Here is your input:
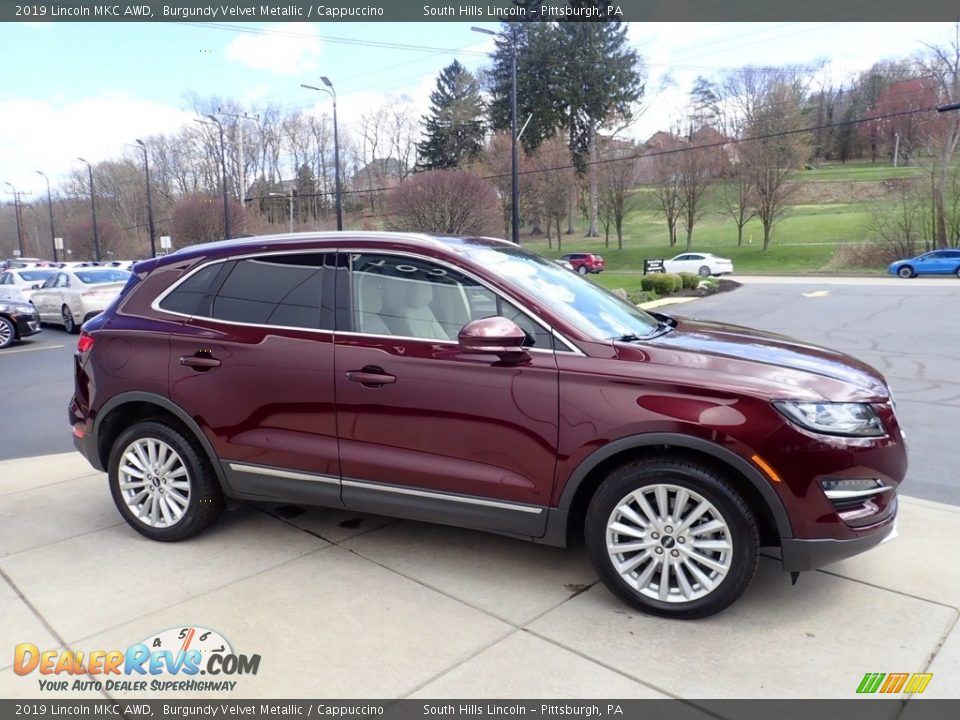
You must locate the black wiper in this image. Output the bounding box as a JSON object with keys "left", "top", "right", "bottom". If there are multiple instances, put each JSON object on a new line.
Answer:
{"left": 615, "top": 334, "right": 643, "bottom": 342}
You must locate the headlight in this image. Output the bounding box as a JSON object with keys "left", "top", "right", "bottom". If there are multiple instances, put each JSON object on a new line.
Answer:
{"left": 773, "top": 400, "right": 885, "bottom": 437}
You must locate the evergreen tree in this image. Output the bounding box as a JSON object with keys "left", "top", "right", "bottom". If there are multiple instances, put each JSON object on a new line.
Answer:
{"left": 417, "top": 61, "right": 485, "bottom": 171}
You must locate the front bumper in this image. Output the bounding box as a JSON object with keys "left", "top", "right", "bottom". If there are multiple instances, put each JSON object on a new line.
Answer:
{"left": 780, "top": 502, "right": 898, "bottom": 571}
{"left": 13, "top": 312, "right": 42, "bottom": 338}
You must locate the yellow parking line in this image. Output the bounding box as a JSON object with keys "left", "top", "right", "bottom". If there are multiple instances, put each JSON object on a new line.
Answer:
{"left": 0, "top": 344, "right": 66, "bottom": 356}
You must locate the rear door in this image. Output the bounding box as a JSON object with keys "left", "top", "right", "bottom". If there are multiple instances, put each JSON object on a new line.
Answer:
{"left": 163, "top": 252, "right": 342, "bottom": 506}
{"left": 333, "top": 251, "right": 559, "bottom": 536}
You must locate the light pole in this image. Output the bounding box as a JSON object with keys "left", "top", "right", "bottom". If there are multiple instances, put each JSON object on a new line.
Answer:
{"left": 196, "top": 116, "right": 231, "bottom": 240}
{"left": 77, "top": 158, "right": 101, "bottom": 262}
{"left": 472, "top": 25, "right": 520, "bottom": 245}
{"left": 269, "top": 190, "right": 295, "bottom": 233}
{"left": 134, "top": 139, "right": 157, "bottom": 258}
{"left": 34, "top": 171, "right": 58, "bottom": 262}
{"left": 3, "top": 181, "right": 25, "bottom": 258}
{"left": 301, "top": 79, "right": 343, "bottom": 230}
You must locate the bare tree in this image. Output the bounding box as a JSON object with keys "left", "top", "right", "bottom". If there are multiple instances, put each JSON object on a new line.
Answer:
{"left": 596, "top": 138, "right": 638, "bottom": 250}
{"left": 385, "top": 170, "right": 499, "bottom": 236}
{"left": 645, "top": 136, "right": 684, "bottom": 246}
{"left": 677, "top": 128, "right": 720, "bottom": 250}
{"left": 720, "top": 164, "right": 756, "bottom": 246}
{"left": 530, "top": 136, "right": 576, "bottom": 249}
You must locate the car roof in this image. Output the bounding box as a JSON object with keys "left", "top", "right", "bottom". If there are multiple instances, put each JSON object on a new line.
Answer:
{"left": 147, "top": 231, "right": 516, "bottom": 269}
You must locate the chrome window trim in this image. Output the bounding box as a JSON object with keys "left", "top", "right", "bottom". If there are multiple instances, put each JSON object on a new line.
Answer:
{"left": 149, "top": 247, "right": 585, "bottom": 355}
{"left": 228, "top": 463, "right": 339, "bottom": 485}
{"left": 341, "top": 478, "right": 544, "bottom": 514}
{"left": 341, "top": 248, "right": 583, "bottom": 355}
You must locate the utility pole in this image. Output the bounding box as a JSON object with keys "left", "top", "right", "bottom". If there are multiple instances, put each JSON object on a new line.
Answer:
{"left": 134, "top": 140, "right": 157, "bottom": 258}
{"left": 301, "top": 79, "right": 343, "bottom": 230}
{"left": 892, "top": 133, "right": 900, "bottom": 168}
{"left": 35, "top": 171, "right": 58, "bottom": 262}
{"left": 77, "top": 158, "right": 101, "bottom": 262}
{"left": 4, "top": 182, "right": 31, "bottom": 258}
{"left": 217, "top": 109, "right": 259, "bottom": 205}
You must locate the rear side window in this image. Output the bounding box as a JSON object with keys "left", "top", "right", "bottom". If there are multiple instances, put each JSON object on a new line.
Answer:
{"left": 212, "top": 256, "right": 324, "bottom": 329}
{"left": 159, "top": 263, "right": 223, "bottom": 316}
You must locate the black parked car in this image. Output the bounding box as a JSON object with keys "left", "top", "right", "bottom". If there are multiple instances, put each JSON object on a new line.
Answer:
{"left": 0, "top": 299, "right": 42, "bottom": 349}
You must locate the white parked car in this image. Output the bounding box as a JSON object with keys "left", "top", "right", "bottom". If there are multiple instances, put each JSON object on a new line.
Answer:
{"left": 662, "top": 252, "right": 734, "bottom": 277}
{"left": 30, "top": 267, "right": 131, "bottom": 333}
{"left": 0, "top": 267, "right": 57, "bottom": 304}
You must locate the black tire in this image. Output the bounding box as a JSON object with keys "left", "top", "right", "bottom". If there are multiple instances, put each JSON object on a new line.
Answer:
{"left": 585, "top": 455, "right": 759, "bottom": 619}
{"left": 62, "top": 305, "right": 77, "bottom": 334}
{"left": 108, "top": 420, "right": 224, "bottom": 541}
{"left": 897, "top": 266, "right": 914, "bottom": 279}
{"left": 0, "top": 316, "right": 16, "bottom": 349}
{"left": 578, "top": 265, "right": 588, "bottom": 275}
{"left": 955, "top": 267, "right": 960, "bottom": 279}
{"left": 698, "top": 265, "right": 711, "bottom": 277}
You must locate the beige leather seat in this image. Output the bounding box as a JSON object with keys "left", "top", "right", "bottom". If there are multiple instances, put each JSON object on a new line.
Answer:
{"left": 356, "top": 276, "right": 392, "bottom": 336}
{"left": 383, "top": 279, "right": 449, "bottom": 340}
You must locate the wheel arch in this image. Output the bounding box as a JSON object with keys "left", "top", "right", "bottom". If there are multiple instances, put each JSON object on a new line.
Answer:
{"left": 93, "top": 392, "right": 230, "bottom": 493}
{"left": 543, "top": 433, "right": 793, "bottom": 547}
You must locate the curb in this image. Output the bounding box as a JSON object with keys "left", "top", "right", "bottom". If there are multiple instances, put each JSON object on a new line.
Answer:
{"left": 638, "top": 296, "right": 700, "bottom": 310}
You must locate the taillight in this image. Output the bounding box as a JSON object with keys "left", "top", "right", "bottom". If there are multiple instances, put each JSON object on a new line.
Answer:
{"left": 77, "top": 332, "right": 95, "bottom": 353}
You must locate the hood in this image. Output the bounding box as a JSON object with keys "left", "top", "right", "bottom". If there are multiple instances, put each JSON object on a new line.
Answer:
{"left": 640, "top": 316, "right": 889, "bottom": 398}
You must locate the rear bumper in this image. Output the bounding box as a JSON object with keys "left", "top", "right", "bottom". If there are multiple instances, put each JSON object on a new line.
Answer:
{"left": 69, "top": 397, "right": 104, "bottom": 472}
{"left": 780, "top": 508, "right": 898, "bottom": 571}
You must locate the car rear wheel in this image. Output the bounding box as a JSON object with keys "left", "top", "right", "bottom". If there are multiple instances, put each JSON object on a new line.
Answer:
{"left": 108, "top": 420, "right": 224, "bottom": 541}
{"left": 698, "top": 266, "right": 711, "bottom": 277}
{"left": 955, "top": 267, "right": 960, "bottom": 279}
{"left": 0, "top": 316, "right": 15, "bottom": 349}
{"left": 585, "top": 456, "right": 759, "bottom": 619}
{"left": 61, "top": 305, "right": 77, "bottom": 334}
{"left": 897, "top": 266, "right": 915, "bottom": 278}
{"left": 578, "top": 265, "right": 588, "bottom": 275}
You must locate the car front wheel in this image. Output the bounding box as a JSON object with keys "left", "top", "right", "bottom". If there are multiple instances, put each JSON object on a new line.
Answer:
{"left": 0, "top": 316, "right": 16, "bottom": 349}
{"left": 585, "top": 456, "right": 759, "bottom": 619}
{"left": 698, "top": 266, "right": 711, "bottom": 277}
{"left": 897, "top": 266, "right": 915, "bottom": 278}
{"left": 108, "top": 420, "right": 224, "bottom": 541}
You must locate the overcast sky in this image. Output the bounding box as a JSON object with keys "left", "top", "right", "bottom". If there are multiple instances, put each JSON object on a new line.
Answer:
{"left": 0, "top": 21, "right": 955, "bottom": 195}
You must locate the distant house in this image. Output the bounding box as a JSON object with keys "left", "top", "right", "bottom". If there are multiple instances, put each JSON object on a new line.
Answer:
{"left": 350, "top": 158, "right": 406, "bottom": 191}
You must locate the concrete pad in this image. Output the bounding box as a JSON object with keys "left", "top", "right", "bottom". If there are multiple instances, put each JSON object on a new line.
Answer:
{"left": 345, "top": 521, "right": 597, "bottom": 625}
{"left": 0, "top": 573, "right": 60, "bottom": 672}
{"left": 825, "top": 498, "right": 960, "bottom": 608}
{"left": 0, "top": 473, "right": 122, "bottom": 558}
{"left": 410, "top": 630, "right": 669, "bottom": 699}
{"left": 0, "top": 508, "right": 328, "bottom": 644}
{"left": 0, "top": 452, "right": 98, "bottom": 496}
{"left": 528, "top": 558, "right": 957, "bottom": 699}
{"left": 80, "top": 547, "right": 511, "bottom": 699}
{"left": 921, "top": 618, "right": 960, "bottom": 699}
{"left": 257, "top": 503, "right": 397, "bottom": 543}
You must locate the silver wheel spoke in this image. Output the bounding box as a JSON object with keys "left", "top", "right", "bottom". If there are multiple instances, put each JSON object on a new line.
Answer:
{"left": 118, "top": 438, "right": 191, "bottom": 529}
{"left": 606, "top": 482, "right": 732, "bottom": 604}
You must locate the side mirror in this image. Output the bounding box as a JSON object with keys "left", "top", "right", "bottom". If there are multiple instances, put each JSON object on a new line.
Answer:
{"left": 458, "top": 316, "right": 530, "bottom": 364}
{"left": 31, "top": 284, "right": 40, "bottom": 290}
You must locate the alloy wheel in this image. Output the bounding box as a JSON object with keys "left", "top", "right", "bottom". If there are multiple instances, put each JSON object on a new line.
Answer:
{"left": 62, "top": 306, "right": 75, "bottom": 333}
{"left": 0, "top": 317, "right": 14, "bottom": 348}
{"left": 117, "top": 438, "right": 191, "bottom": 528}
{"left": 605, "top": 483, "right": 733, "bottom": 603}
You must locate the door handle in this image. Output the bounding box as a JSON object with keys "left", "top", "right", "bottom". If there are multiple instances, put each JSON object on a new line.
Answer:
{"left": 346, "top": 367, "right": 396, "bottom": 387}
{"left": 180, "top": 354, "right": 222, "bottom": 370}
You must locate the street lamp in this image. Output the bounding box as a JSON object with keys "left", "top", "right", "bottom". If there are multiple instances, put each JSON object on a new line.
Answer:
{"left": 77, "top": 158, "right": 101, "bottom": 262}
{"left": 472, "top": 25, "right": 520, "bottom": 245}
{"left": 135, "top": 140, "right": 157, "bottom": 258}
{"left": 195, "top": 116, "right": 231, "bottom": 240}
{"left": 301, "top": 78, "right": 343, "bottom": 231}
{"left": 34, "top": 171, "right": 58, "bottom": 262}
{"left": 268, "top": 190, "right": 295, "bottom": 233}
{"left": 3, "top": 181, "right": 25, "bottom": 258}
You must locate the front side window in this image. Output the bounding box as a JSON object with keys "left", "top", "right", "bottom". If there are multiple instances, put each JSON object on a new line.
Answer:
{"left": 349, "top": 253, "right": 552, "bottom": 348}
{"left": 461, "top": 244, "right": 660, "bottom": 341}
{"left": 41, "top": 274, "right": 58, "bottom": 289}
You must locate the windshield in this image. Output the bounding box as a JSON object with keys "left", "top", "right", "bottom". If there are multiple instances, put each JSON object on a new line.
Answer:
{"left": 17, "top": 270, "right": 54, "bottom": 282}
{"left": 463, "top": 245, "right": 659, "bottom": 340}
{"left": 75, "top": 270, "right": 131, "bottom": 285}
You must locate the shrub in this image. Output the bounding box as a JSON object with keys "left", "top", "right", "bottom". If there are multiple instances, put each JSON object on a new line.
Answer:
{"left": 639, "top": 274, "right": 657, "bottom": 291}
{"left": 679, "top": 272, "right": 700, "bottom": 290}
{"left": 650, "top": 273, "right": 681, "bottom": 295}
{"left": 627, "top": 290, "right": 658, "bottom": 305}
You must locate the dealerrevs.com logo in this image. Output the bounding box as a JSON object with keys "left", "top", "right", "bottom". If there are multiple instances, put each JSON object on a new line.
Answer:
{"left": 14, "top": 626, "right": 260, "bottom": 693}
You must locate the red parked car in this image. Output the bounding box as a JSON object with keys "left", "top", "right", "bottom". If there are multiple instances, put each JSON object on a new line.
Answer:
{"left": 559, "top": 252, "right": 605, "bottom": 274}
{"left": 70, "top": 233, "right": 905, "bottom": 618}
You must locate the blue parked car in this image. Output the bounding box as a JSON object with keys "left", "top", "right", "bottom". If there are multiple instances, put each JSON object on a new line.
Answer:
{"left": 888, "top": 249, "right": 960, "bottom": 278}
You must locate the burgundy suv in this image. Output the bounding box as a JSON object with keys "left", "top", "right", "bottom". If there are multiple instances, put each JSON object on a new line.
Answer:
{"left": 70, "top": 233, "right": 905, "bottom": 618}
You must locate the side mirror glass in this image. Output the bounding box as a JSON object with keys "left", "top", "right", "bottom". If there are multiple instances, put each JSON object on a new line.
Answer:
{"left": 31, "top": 284, "right": 40, "bottom": 290}
{"left": 458, "top": 316, "right": 530, "bottom": 364}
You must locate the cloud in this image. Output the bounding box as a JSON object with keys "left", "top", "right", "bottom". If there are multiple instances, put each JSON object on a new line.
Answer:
{"left": 0, "top": 93, "right": 194, "bottom": 189}
{"left": 224, "top": 23, "right": 322, "bottom": 76}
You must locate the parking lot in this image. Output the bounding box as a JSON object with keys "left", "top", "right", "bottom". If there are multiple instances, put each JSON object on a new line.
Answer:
{"left": 1, "top": 276, "right": 958, "bottom": 702}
